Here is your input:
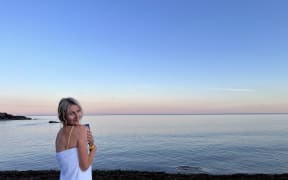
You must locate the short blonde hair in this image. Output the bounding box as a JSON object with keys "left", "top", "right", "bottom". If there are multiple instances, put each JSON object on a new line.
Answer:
{"left": 58, "top": 97, "right": 82, "bottom": 123}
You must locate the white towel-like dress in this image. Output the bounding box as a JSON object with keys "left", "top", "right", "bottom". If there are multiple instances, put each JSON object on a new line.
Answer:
{"left": 56, "top": 148, "right": 92, "bottom": 180}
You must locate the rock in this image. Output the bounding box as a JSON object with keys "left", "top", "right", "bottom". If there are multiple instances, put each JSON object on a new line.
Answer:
{"left": 0, "top": 112, "right": 32, "bottom": 120}
{"left": 1, "top": 170, "right": 288, "bottom": 180}
{"left": 48, "top": 120, "right": 60, "bottom": 123}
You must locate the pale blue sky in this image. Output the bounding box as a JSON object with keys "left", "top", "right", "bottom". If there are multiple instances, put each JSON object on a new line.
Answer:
{"left": 0, "top": 0, "right": 287, "bottom": 115}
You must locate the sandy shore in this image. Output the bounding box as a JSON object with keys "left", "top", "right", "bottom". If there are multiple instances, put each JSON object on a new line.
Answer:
{"left": 0, "top": 170, "right": 288, "bottom": 180}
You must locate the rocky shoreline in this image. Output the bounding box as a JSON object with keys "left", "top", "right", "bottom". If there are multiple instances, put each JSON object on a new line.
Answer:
{"left": 0, "top": 112, "right": 31, "bottom": 120}
{"left": 0, "top": 170, "right": 288, "bottom": 180}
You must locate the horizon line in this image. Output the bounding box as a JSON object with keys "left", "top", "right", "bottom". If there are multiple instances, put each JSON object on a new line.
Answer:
{"left": 28, "top": 112, "right": 288, "bottom": 116}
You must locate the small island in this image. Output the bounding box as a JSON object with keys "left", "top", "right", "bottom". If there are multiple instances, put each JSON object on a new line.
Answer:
{"left": 0, "top": 112, "right": 32, "bottom": 120}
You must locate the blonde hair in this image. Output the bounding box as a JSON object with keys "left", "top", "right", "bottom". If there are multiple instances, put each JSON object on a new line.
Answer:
{"left": 57, "top": 97, "right": 82, "bottom": 124}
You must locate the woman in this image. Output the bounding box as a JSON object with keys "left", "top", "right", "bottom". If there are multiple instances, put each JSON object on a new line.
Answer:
{"left": 55, "top": 97, "right": 96, "bottom": 180}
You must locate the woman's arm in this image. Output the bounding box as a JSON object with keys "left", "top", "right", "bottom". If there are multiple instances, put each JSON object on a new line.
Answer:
{"left": 77, "top": 126, "right": 96, "bottom": 171}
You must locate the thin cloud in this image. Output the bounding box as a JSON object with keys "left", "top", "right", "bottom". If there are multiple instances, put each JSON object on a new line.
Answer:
{"left": 209, "top": 88, "right": 256, "bottom": 92}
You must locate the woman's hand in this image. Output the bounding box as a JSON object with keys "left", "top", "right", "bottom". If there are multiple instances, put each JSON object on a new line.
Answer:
{"left": 86, "top": 129, "right": 94, "bottom": 145}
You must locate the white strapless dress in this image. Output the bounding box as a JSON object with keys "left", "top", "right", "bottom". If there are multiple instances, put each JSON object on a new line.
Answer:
{"left": 56, "top": 148, "right": 92, "bottom": 180}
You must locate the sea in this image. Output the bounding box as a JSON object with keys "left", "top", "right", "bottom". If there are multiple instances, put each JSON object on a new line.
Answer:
{"left": 0, "top": 114, "right": 287, "bottom": 174}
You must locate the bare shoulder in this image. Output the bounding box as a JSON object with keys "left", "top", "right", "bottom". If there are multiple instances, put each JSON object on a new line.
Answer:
{"left": 74, "top": 125, "right": 87, "bottom": 138}
{"left": 75, "top": 125, "right": 86, "bottom": 132}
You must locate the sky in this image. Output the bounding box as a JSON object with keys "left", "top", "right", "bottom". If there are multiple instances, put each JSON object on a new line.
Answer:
{"left": 0, "top": 0, "right": 287, "bottom": 115}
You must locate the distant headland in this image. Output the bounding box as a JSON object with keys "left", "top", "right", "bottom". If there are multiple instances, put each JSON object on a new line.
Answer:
{"left": 0, "top": 112, "right": 32, "bottom": 120}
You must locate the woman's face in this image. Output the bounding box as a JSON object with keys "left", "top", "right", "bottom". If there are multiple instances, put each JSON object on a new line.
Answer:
{"left": 65, "top": 104, "right": 82, "bottom": 125}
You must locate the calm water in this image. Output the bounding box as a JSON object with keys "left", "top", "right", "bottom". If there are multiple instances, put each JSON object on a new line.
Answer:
{"left": 0, "top": 114, "right": 288, "bottom": 174}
